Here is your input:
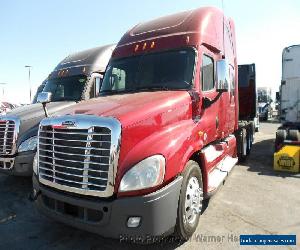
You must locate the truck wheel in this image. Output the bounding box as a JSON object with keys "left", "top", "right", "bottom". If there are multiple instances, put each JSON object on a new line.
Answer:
{"left": 238, "top": 128, "right": 247, "bottom": 162}
{"left": 264, "top": 112, "right": 268, "bottom": 121}
{"left": 246, "top": 127, "right": 253, "bottom": 155}
{"left": 287, "top": 129, "right": 300, "bottom": 141}
{"left": 174, "top": 160, "right": 203, "bottom": 241}
{"left": 275, "top": 129, "right": 286, "bottom": 151}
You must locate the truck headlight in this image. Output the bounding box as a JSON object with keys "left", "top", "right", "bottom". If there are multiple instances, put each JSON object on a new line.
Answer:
{"left": 33, "top": 152, "right": 38, "bottom": 175}
{"left": 18, "top": 136, "right": 37, "bottom": 152}
{"left": 119, "top": 155, "right": 165, "bottom": 192}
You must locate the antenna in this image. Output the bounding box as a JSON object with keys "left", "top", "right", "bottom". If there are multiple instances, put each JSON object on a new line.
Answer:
{"left": 221, "top": 0, "right": 226, "bottom": 59}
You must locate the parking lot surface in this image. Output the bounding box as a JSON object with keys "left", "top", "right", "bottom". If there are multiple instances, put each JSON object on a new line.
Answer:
{"left": 0, "top": 122, "right": 299, "bottom": 250}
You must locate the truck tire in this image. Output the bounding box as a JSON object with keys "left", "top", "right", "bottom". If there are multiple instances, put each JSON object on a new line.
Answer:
{"left": 287, "top": 129, "right": 300, "bottom": 142}
{"left": 237, "top": 128, "right": 247, "bottom": 162}
{"left": 246, "top": 126, "right": 253, "bottom": 155}
{"left": 174, "top": 160, "right": 203, "bottom": 241}
{"left": 264, "top": 112, "right": 268, "bottom": 121}
{"left": 275, "top": 129, "right": 287, "bottom": 151}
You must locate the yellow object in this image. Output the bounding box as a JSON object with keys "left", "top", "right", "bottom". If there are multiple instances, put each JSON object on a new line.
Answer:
{"left": 274, "top": 145, "right": 300, "bottom": 173}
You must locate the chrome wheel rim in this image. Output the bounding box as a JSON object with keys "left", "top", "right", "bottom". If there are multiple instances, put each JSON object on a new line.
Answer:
{"left": 184, "top": 176, "right": 202, "bottom": 226}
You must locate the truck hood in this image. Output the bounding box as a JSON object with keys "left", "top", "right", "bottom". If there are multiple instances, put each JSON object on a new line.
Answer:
{"left": 56, "top": 91, "right": 193, "bottom": 178}
{"left": 3, "top": 101, "right": 77, "bottom": 136}
{"left": 55, "top": 91, "right": 192, "bottom": 127}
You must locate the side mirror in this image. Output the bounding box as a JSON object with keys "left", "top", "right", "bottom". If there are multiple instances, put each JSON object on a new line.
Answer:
{"left": 216, "top": 59, "right": 229, "bottom": 92}
{"left": 109, "top": 74, "right": 118, "bottom": 88}
{"left": 37, "top": 92, "right": 52, "bottom": 117}
{"left": 37, "top": 92, "right": 52, "bottom": 104}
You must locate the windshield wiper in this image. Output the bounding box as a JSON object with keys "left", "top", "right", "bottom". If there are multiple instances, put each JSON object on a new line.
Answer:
{"left": 100, "top": 85, "right": 188, "bottom": 96}
{"left": 99, "top": 89, "right": 137, "bottom": 95}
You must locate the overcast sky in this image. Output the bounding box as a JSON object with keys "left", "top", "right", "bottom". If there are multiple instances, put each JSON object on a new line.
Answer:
{"left": 1, "top": 0, "right": 300, "bottom": 104}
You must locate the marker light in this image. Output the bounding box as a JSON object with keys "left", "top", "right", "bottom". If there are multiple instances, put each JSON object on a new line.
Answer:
{"left": 186, "top": 35, "right": 190, "bottom": 44}
{"left": 142, "top": 42, "right": 147, "bottom": 50}
{"left": 82, "top": 66, "right": 86, "bottom": 73}
{"left": 150, "top": 41, "right": 155, "bottom": 48}
{"left": 134, "top": 44, "right": 139, "bottom": 52}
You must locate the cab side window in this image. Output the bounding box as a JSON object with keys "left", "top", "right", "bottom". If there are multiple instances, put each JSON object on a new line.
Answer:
{"left": 201, "top": 55, "right": 214, "bottom": 91}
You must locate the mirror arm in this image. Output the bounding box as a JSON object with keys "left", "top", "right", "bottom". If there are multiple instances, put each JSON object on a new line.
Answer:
{"left": 42, "top": 103, "right": 49, "bottom": 117}
{"left": 203, "top": 92, "right": 223, "bottom": 109}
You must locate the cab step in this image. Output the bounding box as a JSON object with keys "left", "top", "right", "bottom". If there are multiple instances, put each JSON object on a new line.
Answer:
{"left": 207, "top": 156, "right": 238, "bottom": 194}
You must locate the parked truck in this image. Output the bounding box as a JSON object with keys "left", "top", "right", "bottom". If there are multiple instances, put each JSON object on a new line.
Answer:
{"left": 0, "top": 44, "right": 115, "bottom": 175}
{"left": 32, "top": 7, "right": 255, "bottom": 241}
{"left": 275, "top": 45, "right": 300, "bottom": 151}
{"left": 257, "top": 87, "right": 273, "bottom": 121}
{"left": 238, "top": 63, "right": 259, "bottom": 136}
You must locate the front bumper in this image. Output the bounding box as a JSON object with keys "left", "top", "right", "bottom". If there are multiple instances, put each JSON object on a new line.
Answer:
{"left": 33, "top": 175, "right": 183, "bottom": 241}
{"left": 0, "top": 151, "right": 35, "bottom": 176}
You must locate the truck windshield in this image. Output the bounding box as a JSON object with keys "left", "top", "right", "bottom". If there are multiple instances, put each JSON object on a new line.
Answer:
{"left": 43, "top": 75, "right": 87, "bottom": 102}
{"left": 100, "top": 48, "right": 195, "bottom": 94}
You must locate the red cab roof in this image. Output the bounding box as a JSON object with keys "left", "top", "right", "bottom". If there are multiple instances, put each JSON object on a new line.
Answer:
{"left": 113, "top": 6, "right": 235, "bottom": 58}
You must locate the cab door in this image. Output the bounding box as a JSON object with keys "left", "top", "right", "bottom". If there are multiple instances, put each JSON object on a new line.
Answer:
{"left": 200, "top": 51, "right": 220, "bottom": 143}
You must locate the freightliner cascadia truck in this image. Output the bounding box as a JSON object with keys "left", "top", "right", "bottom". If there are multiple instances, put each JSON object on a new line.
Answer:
{"left": 275, "top": 45, "right": 300, "bottom": 150}
{"left": 32, "top": 7, "right": 254, "bottom": 241}
{"left": 0, "top": 44, "right": 115, "bottom": 176}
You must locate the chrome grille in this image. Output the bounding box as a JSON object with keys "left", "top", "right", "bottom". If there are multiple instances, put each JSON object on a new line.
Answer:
{"left": 38, "top": 115, "right": 121, "bottom": 197}
{"left": 0, "top": 120, "right": 16, "bottom": 155}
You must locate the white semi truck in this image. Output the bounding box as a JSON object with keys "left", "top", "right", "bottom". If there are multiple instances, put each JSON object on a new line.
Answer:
{"left": 257, "top": 87, "right": 273, "bottom": 121}
{"left": 275, "top": 45, "right": 300, "bottom": 150}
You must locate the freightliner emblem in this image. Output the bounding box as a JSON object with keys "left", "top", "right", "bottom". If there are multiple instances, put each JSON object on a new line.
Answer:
{"left": 52, "top": 120, "right": 76, "bottom": 129}
{"left": 62, "top": 120, "right": 76, "bottom": 127}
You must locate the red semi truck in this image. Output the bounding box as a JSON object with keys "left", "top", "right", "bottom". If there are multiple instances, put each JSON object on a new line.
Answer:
{"left": 32, "top": 7, "right": 254, "bottom": 241}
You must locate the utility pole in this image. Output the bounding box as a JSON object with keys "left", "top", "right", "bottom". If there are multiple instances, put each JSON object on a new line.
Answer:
{"left": 0, "top": 83, "right": 7, "bottom": 101}
{"left": 25, "top": 65, "right": 32, "bottom": 103}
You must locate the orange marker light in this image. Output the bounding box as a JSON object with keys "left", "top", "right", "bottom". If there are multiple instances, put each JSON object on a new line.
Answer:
{"left": 142, "top": 42, "right": 147, "bottom": 50}
{"left": 134, "top": 44, "right": 139, "bottom": 52}
{"left": 186, "top": 35, "right": 190, "bottom": 44}
{"left": 150, "top": 41, "right": 155, "bottom": 49}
